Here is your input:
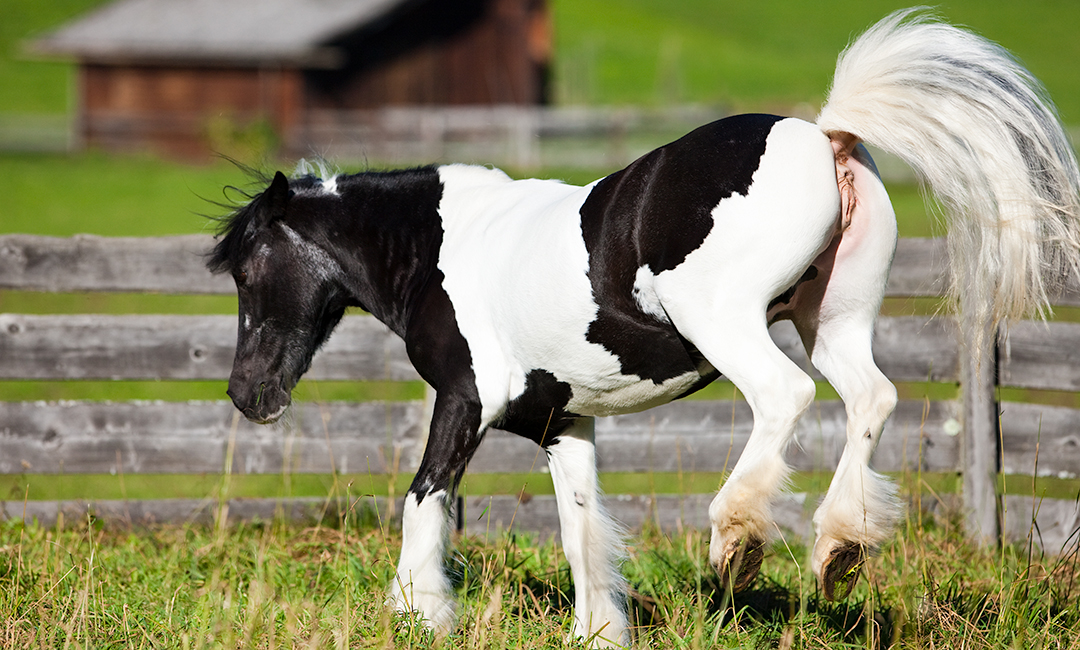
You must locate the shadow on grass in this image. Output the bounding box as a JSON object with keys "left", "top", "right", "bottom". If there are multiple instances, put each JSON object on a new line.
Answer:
{"left": 690, "top": 573, "right": 894, "bottom": 649}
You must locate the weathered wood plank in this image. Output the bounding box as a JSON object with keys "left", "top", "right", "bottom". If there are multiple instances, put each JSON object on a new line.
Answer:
{"left": 999, "top": 402, "right": 1080, "bottom": 479}
{"left": 462, "top": 493, "right": 814, "bottom": 540}
{"left": 887, "top": 238, "right": 949, "bottom": 297}
{"left": 5, "top": 492, "right": 1071, "bottom": 552}
{"left": 0, "top": 400, "right": 425, "bottom": 475}
{"left": 0, "top": 496, "right": 398, "bottom": 528}
{"left": 872, "top": 316, "right": 960, "bottom": 382}
{"left": 999, "top": 320, "right": 1080, "bottom": 391}
{"left": 0, "top": 234, "right": 231, "bottom": 294}
{"left": 1002, "top": 495, "right": 1080, "bottom": 554}
{"left": 470, "top": 399, "right": 962, "bottom": 474}
{"left": 2, "top": 397, "right": 961, "bottom": 476}
{"left": 961, "top": 317, "right": 1001, "bottom": 545}
{"left": 5, "top": 235, "right": 1080, "bottom": 305}
{"left": 769, "top": 316, "right": 958, "bottom": 382}
{"left": 2, "top": 234, "right": 951, "bottom": 298}
{"left": 0, "top": 313, "right": 418, "bottom": 381}
{"left": 0, "top": 313, "right": 952, "bottom": 383}
{"left": 0, "top": 493, "right": 814, "bottom": 540}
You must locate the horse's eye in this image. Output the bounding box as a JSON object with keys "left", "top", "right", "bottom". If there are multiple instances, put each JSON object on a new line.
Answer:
{"left": 237, "top": 270, "right": 248, "bottom": 285}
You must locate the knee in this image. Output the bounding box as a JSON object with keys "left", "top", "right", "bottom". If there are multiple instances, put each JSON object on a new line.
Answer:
{"left": 792, "top": 372, "right": 817, "bottom": 414}
{"left": 749, "top": 370, "right": 816, "bottom": 434}
{"left": 876, "top": 382, "right": 898, "bottom": 421}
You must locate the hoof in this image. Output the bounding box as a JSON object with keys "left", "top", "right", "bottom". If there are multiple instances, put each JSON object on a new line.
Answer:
{"left": 820, "top": 541, "right": 864, "bottom": 601}
{"left": 714, "top": 536, "right": 765, "bottom": 592}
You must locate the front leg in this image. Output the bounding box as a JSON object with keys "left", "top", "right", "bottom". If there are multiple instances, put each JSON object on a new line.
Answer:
{"left": 388, "top": 391, "right": 484, "bottom": 632}
{"left": 547, "top": 418, "right": 629, "bottom": 648}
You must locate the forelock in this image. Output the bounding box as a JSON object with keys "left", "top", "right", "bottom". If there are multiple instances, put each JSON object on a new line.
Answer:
{"left": 206, "top": 188, "right": 270, "bottom": 274}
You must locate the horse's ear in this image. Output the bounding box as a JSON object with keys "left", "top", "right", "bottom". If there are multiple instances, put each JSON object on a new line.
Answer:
{"left": 259, "top": 171, "right": 291, "bottom": 226}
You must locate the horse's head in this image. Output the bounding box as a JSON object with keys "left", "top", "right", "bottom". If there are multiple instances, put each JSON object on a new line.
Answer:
{"left": 207, "top": 171, "right": 348, "bottom": 424}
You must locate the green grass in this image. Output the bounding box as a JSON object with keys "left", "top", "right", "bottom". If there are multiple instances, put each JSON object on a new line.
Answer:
{"left": 0, "top": 0, "right": 110, "bottom": 114}
{"left": 3, "top": 470, "right": 970, "bottom": 504}
{"left": 0, "top": 152, "right": 254, "bottom": 236}
{"left": 1, "top": 492, "right": 1078, "bottom": 648}
{"left": 553, "top": 0, "right": 1080, "bottom": 122}
{"left": 0, "top": 379, "right": 424, "bottom": 403}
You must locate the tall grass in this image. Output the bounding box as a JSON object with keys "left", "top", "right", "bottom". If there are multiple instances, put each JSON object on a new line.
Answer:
{"left": 2, "top": 486, "right": 1078, "bottom": 649}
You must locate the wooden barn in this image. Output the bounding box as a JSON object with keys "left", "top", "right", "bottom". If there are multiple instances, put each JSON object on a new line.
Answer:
{"left": 31, "top": 0, "right": 551, "bottom": 159}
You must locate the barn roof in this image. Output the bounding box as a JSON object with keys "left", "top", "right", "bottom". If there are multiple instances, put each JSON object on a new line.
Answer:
{"left": 30, "top": 0, "right": 413, "bottom": 68}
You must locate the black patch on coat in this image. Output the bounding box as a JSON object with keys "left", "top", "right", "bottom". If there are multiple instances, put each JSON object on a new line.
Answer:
{"left": 493, "top": 369, "right": 578, "bottom": 446}
{"left": 578, "top": 114, "right": 781, "bottom": 384}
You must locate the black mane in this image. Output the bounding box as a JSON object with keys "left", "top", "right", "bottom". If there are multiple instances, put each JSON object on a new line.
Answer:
{"left": 205, "top": 172, "right": 324, "bottom": 275}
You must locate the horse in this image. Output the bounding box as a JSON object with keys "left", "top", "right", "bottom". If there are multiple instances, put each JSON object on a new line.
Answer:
{"left": 207, "top": 10, "right": 1080, "bottom": 647}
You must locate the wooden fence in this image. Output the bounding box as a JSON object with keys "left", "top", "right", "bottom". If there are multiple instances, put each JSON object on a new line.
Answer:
{"left": 1, "top": 234, "right": 1079, "bottom": 551}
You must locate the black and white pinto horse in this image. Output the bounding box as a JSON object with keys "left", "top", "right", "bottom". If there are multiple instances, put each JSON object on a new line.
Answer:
{"left": 208, "top": 11, "right": 1080, "bottom": 647}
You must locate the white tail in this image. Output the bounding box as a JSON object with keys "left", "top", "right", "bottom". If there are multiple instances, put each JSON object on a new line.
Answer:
{"left": 817, "top": 9, "right": 1080, "bottom": 353}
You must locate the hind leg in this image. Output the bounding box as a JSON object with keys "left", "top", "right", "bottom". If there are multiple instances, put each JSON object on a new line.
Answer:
{"left": 703, "top": 320, "right": 817, "bottom": 590}
{"left": 661, "top": 292, "right": 818, "bottom": 590}
{"left": 654, "top": 118, "right": 844, "bottom": 589}
{"left": 801, "top": 316, "right": 901, "bottom": 600}
{"left": 701, "top": 315, "right": 817, "bottom": 590}
{"left": 793, "top": 146, "right": 903, "bottom": 599}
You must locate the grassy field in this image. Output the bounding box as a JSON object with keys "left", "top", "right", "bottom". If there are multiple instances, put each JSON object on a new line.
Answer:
{"left": 552, "top": 0, "right": 1080, "bottom": 121}
{"left": 2, "top": 495, "right": 1079, "bottom": 649}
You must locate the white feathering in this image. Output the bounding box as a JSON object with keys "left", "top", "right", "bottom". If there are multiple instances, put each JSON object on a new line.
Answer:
{"left": 817, "top": 9, "right": 1080, "bottom": 353}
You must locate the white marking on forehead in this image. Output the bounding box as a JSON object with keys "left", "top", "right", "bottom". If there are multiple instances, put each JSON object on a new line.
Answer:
{"left": 243, "top": 314, "right": 252, "bottom": 330}
{"left": 278, "top": 223, "right": 343, "bottom": 281}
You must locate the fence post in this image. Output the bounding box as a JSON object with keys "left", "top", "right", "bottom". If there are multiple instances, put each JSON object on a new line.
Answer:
{"left": 960, "top": 318, "right": 1001, "bottom": 545}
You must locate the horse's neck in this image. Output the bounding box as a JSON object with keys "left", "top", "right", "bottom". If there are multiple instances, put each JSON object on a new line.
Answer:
{"left": 334, "top": 169, "right": 445, "bottom": 337}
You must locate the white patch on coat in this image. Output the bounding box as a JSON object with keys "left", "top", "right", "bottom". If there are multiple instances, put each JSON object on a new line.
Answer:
{"left": 632, "top": 265, "right": 668, "bottom": 321}
{"left": 435, "top": 164, "right": 705, "bottom": 423}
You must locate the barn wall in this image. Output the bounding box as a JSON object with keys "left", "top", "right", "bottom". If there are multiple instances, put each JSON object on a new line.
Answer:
{"left": 303, "top": 0, "right": 550, "bottom": 109}
{"left": 67, "top": 0, "right": 549, "bottom": 158}
{"left": 79, "top": 64, "right": 303, "bottom": 159}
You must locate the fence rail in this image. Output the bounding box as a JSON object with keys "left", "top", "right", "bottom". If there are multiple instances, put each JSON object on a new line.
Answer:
{"left": 2, "top": 234, "right": 1079, "bottom": 551}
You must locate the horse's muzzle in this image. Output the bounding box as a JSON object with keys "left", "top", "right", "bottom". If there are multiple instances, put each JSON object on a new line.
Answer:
{"left": 227, "top": 377, "right": 291, "bottom": 424}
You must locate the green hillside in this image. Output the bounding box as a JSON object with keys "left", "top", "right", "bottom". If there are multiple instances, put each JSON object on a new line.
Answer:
{"left": 552, "top": 0, "right": 1080, "bottom": 121}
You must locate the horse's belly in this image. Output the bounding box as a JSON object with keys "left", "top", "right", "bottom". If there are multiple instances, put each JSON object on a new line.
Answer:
{"left": 564, "top": 368, "right": 707, "bottom": 417}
